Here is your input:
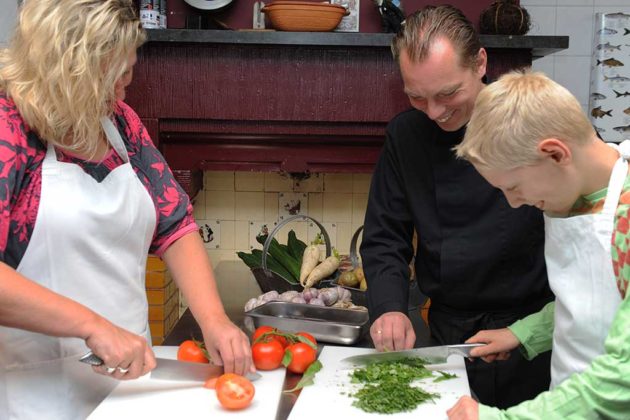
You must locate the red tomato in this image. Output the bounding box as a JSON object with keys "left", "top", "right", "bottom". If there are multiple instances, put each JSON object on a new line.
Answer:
{"left": 252, "top": 326, "right": 274, "bottom": 342}
{"left": 252, "top": 325, "right": 288, "bottom": 348}
{"left": 252, "top": 339, "right": 284, "bottom": 370}
{"left": 215, "top": 373, "right": 255, "bottom": 410}
{"left": 284, "top": 342, "right": 317, "bottom": 374}
{"left": 177, "top": 340, "right": 209, "bottom": 363}
{"left": 296, "top": 332, "right": 317, "bottom": 346}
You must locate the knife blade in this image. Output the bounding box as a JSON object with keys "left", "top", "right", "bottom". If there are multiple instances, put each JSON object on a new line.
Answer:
{"left": 339, "top": 343, "right": 486, "bottom": 366}
{"left": 79, "top": 351, "right": 262, "bottom": 382}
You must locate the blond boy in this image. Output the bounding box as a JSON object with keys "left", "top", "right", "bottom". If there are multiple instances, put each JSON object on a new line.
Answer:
{"left": 447, "top": 71, "right": 630, "bottom": 419}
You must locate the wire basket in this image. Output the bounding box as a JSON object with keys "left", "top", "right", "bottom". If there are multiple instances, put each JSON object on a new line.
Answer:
{"left": 252, "top": 215, "right": 332, "bottom": 293}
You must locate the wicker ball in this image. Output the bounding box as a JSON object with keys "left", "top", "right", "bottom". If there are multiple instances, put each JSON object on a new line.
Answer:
{"left": 479, "top": 0, "right": 531, "bottom": 35}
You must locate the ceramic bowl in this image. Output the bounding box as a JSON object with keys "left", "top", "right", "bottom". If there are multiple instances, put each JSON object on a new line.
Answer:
{"left": 262, "top": 1, "right": 348, "bottom": 32}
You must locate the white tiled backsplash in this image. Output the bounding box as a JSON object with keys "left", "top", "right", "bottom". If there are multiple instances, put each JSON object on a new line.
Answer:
{"left": 195, "top": 171, "right": 371, "bottom": 267}
{"left": 522, "top": 0, "right": 630, "bottom": 111}
{"left": 180, "top": 171, "right": 370, "bottom": 314}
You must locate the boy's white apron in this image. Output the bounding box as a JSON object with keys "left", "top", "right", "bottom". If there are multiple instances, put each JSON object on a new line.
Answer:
{"left": 544, "top": 140, "right": 628, "bottom": 388}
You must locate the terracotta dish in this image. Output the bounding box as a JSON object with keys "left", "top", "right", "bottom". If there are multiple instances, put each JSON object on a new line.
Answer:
{"left": 262, "top": 1, "right": 349, "bottom": 32}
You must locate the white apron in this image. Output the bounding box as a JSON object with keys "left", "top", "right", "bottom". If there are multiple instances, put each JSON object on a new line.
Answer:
{"left": 544, "top": 140, "right": 628, "bottom": 388}
{"left": 0, "top": 117, "right": 156, "bottom": 419}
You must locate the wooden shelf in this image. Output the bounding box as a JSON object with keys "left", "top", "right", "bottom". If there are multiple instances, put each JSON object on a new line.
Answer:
{"left": 146, "top": 29, "right": 569, "bottom": 59}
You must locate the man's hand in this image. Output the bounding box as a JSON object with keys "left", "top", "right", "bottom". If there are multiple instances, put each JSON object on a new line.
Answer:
{"left": 370, "top": 311, "right": 415, "bottom": 351}
{"left": 466, "top": 328, "right": 520, "bottom": 362}
{"left": 447, "top": 396, "right": 479, "bottom": 420}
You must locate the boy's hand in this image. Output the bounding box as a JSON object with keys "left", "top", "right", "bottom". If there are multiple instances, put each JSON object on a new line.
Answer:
{"left": 447, "top": 396, "right": 479, "bottom": 420}
{"left": 466, "top": 328, "right": 520, "bottom": 363}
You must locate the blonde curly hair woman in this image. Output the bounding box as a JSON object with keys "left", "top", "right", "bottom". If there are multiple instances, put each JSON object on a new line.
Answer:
{"left": 0, "top": 2, "right": 253, "bottom": 418}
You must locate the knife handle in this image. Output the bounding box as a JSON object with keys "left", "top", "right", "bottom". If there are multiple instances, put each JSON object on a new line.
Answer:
{"left": 79, "top": 351, "right": 104, "bottom": 366}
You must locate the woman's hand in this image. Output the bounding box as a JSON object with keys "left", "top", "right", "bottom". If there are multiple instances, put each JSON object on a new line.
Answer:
{"left": 447, "top": 396, "right": 479, "bottom": 420}
{"left": 201, "top": 315, "right": 253, "bottom": 376}
{"left": 370, "top": 311, "right": 416, "bottom": 352}
{"left": 466, "top": 328, "right": 520, "bottom": 362}
{"left": 84, "top": 316, "right": 156, "bottom": 380}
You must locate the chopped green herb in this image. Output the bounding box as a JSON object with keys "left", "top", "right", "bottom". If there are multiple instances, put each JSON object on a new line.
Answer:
{"left": 348, "top": 358, "right": 439, "bottom": 414}
{"left": 433, "top": 370, "right": 457, "bottom": 383}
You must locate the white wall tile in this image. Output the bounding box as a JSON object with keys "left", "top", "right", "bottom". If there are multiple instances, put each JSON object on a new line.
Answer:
{"left": 235, "top": 192, "right": 265, "bottom": 221}
{"left": 234, "top": 221, "right": 250, "bottom": 251}
{"left": 335, "top": 222, "right": 353, "bottom": 255}
{"left": 324, "top": 173, "right": 354, "bottom": 192}
{"left": 205, "top": 190, "right": 235, "bottom": 220}
{"left": 352, "top": 193, "right": 368, "bottom": 226}
{"left": 554, "top": 55, "right": 593, "bottom": 105}
{"left": 594, "top": 1, "right": 630, "bottom": 7}
{"left": 557, "top": 0, "right": 593, "bottom": 6}
{"left": 521, "top": 0, "right": 558, "bottom": 6}
{"left": 531, "top": 55, "right": 556, "bottom": 78}
{"left": 264, "top": 172, "right": 293, "bottom": 191}
{"left": 235, "top": 172, "right": 264, "bottom": 191}
{"left": 205, "top": 171, "right": 234, "bottom": 191}
{"left": 556, "top": 7, "right": 596, "bottom": 56}
{"left": 0, "top": 0, "right": 18, "bottom": 47}
{"left": 352, "top": 173, "right": 372, "bottom": 193}
{"left": 264, "top": 192, "right": 279, "bottom": 221}
{"left": 219, "top": 221, "right": 235, "bottom": 250}
{"left": 308, "top": 192, "right": 323, "bottom": 221}
{"left": 192, "top": 189, "right": 206, "bottom": 220}
{"left": 526, "top": 6, "right": 558, "bottom": 35}
{"left": 323, "top": 192, "right": 353, "bottom": 223}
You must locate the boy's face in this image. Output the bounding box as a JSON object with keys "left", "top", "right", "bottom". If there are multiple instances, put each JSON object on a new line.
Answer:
{"left": 476, "top": 160, "right": 579, "bottom": 217}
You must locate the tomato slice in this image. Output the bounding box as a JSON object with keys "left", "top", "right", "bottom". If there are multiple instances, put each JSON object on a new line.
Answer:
{"left": 215, "top": 373, "right": 255, "bottom": 410}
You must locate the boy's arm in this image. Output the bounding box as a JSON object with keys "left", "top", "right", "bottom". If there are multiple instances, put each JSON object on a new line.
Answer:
{"left": 479, "top": 293, "right": 630, "bottom": 419}
{"left": 508, "top": 301, "right": 555, "bottom": 360}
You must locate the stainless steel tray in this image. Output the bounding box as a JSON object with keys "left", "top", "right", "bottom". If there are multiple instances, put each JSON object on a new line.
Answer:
{"left": 244, "top": 301, "right": 369, "bottom": 345}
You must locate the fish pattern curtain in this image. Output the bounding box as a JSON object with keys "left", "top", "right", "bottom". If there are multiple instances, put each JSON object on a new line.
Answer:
{"left": 588, "top": 11, "right": 630, "bottom": 143}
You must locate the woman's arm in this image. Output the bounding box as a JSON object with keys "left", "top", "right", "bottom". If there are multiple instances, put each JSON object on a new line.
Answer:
{"left": 161, "top": 231, "right": 254, "bottom": 375}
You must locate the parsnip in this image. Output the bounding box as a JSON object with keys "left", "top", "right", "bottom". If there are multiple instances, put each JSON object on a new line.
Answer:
{"left": 304, "top": 250, "right": 340, "bottom": 288}
{"left": 299, "top": 234, "right": 324, "bottom": 287}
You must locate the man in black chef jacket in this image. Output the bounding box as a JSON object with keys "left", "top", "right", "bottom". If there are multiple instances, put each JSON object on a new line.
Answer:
{"left": 360, "top": 5, "right": 553, "bottom": 408}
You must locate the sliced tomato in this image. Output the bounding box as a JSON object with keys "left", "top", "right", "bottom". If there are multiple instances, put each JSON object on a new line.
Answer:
{"left": 215, "top": 373, "right": 255, "bottom": 410}
{"left": 283, "top": 342, "right": 317, "bottom": 374}
{"left": 177, "top": 340, "right": 209, "bottom": 363}
{"left": 252, "top": 339, "right": 284, "bottom": 370}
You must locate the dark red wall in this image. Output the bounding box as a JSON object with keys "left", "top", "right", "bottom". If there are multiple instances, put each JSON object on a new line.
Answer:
{"left": 164, "top": 0, "right": 498, "bottom": 33}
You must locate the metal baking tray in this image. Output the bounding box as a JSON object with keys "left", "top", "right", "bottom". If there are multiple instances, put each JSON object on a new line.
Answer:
{"left": 244, "top": 301, "right": 369, "bottom": 345}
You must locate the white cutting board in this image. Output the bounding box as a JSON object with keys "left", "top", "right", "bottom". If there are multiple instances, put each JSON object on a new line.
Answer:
{"left": 289, "top": 346, "right": 470, "bottom": 420}
{"left": 88, "top": 346, "right": 285, "bottom": 419}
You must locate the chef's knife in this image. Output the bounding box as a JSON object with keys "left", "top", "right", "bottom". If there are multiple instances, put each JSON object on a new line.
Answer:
{"left": 340, "top": 343, "right": 486, "bottom": 366}
{"left": 79, "top": 351, "right": 261, "bottom": 382}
